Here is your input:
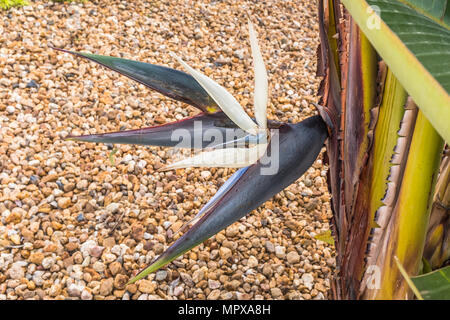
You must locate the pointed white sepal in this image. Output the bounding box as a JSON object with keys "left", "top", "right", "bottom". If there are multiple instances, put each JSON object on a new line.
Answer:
{"left": 248, "top": 19, "right": 268, "bottom": 129}
{"left": 170, "top": 52, "right": 259, "bottom": 135}
{"left": 160, "top": 142, "right": 268, "bottom": 171}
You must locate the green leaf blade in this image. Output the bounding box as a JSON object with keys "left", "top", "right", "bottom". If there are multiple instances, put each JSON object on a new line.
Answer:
{"left": 411, "top": 266, "right": 450, "bottom": 300}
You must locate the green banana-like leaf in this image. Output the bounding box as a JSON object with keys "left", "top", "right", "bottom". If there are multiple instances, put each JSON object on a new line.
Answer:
{"left": 403, "top": 0, "right": 450, "bottom": 26}
{"left": 341, "top": 0, "right": 450, "bottom": 143}
{"left": 411, "top": 266, "right": 450, "bottom": 299}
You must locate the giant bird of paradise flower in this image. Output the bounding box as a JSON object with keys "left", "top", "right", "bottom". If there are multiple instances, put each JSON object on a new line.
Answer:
{"left": 53, "top": 21, "right": 328, "bottom": 283}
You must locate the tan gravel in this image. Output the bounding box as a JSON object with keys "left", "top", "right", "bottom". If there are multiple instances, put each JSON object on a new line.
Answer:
{"left": 0, "top": 0, "right": 335, "bottom": 300}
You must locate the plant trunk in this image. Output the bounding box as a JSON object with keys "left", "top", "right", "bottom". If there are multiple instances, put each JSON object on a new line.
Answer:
{"left": 316, "top": 0, "right": 445, "bottom": 299}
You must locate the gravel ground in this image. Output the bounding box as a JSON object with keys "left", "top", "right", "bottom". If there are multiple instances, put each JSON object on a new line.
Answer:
{"left": 0, "top": 0, "right": 335, "bottom": 300}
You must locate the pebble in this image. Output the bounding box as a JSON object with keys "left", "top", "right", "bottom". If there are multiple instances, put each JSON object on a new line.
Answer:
{"left": 219, "top": 247, "right": 232, "bottom": 260}
{"left": 57, "top": 197, "right": 72, "bottom": 209}
{"left": 106, "top": 203, "right": 120, "bottom": 214}
{"left": 100, "top": 278, "right": 114, "bottom": 296}
{"left": 8, "top": 263, "right": 24, "bottom": 280}
{"left": 271, "top": 288, "right": 283, "bottom": 299}
{"left": 114, "top": 274, "right": 128, "bottom": 290}
{"left": 138, "top": 280, "right": 156, "bottom": 294}
{"left": 207, "top": 289, "right": 221, "bottom": 300}
{"left": 67, "top": 284, "right": 82, "bottom": 297}
{"left": 6, "top": 106, "right": 15, "bottom": 114}
{"left": 29, "top": 252, "right": 44, "bottom": 265}
{"left": 81, "top": 289, "right": 93, "bottom": 300}
{"left": 174, "top": 286, "right": 184, "bottom": 296}
{"left": 275, "top": 246, "right": 286, "bottom": 258}
{"left": 302, "top": 273, "right": 314, "bottom": 290}
{"left": 26, "top": 80, "right": 39, "bottom": 89}
{"left": 93, "top": 261, "right": 106, "bottom": 273}
{"left": 41, "top": 257, "right": 55, "bottom": 269}
{"left": 208, "top": 279, "right": 221, "bottom": 290}
{"left": 247, "top": 256, "right": 258, "bottom": 268}
{"left": 155, "top": 270, "right": 167, "bottom": 281}
{"left": 109, "top": 262, "right": 122, "bottom": 275}
{"left": 200, "top": 171, "right": 211, "bottom": 180}
{"left": 287, "top": 251, "right": 300, "bottom": 264}
{"left": 89, "top": 246, "right": 105, "bottom": 258}
{"left": 265, "top": 241, "right": 275, "bottom": 253}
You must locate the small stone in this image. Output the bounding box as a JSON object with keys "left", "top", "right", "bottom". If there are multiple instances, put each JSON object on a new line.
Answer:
{"left": 180, "top": 272, "right": 194, "bottom": 286}
{"left": 262, "top": 264, "right": 273, "bottom": 277}
{"left": 126, "top": 284, "right": 137, "bottom": 294}
{"left": 99, "top": 278, "right": 114, "bottom": 296}
{"left": 114, "top": 274, "right": 128, "bottom": 290}
{"left": 92, "top": 261, "right": 105, "bottom": 273}
{"left": 224, "top": 280, "right": 241, "bottom": 291}
{"left": 138, "top": 280, "right": 155, "bottom": 294}
{"left": 271, "top": 287, "right": 283, "bottom": 298}
{"left": 106, "top": 203, "right": 120, "bottom": 214}
{"left": 65, "top": 242, "right": 79, "bottom": 252}
{"left": 327, "top": 257, "right": 336, "bottom": 267}
{"left": 236, "top": 292, "right": 251, "bottom": 300}
{"left": 287, "top": 251, "right": 300, "bottom": 264}
{"left": 225, "top": 226, "right": 239, "bottom": 237}
{"left": 67, "top": 284, "right": 81, "bottom": 297}
{"left": 285, "top": 191, "right": 296, "bottom": 200}
{"left": 174, "top": 286, "right": 184, "bottom": 296}
{"left": 5, "top": 208, "right": 24, "bottom": 223}
{"left": 29, "top": 221, "right": 40, "bottom": 233}
{"left": 57, "top": 197, "right": 71, "bottom": 209}
{"left": 32, "top": 271, "right": 44, "bottom": 286}
{"left": 103, "top": 237, "right": 116, "bottom": 248}
{"left": 155, "top": 270, "right": 167, "bottom": 281}
{"left": 192, "top": 269, "right": 204, "bottom": 283}
{"left": 313, "top": 292, "right": 325, "bottom": 300}
{"left": 49, "top": 283, "right": 62, "bottom": 297}
{"left": 221, "top": 292, "right": 233, "bottom": 300}
{"left": 208, "top": 279, "right": 220, "bottom": 289}
{"left": 302, "top": 273, "right": 314, "bottom": 290}
{"left": 29, "top": 251, "right": 44, "bottom": 265}
{"left": 275, "top": 246, "right": 286, "bottom": 258}
{"left": 26, "top": 80, "right": 39, "bottom": 88}
{"left": 76, "top": 180, "right": 88, "bottom": 190}
{"left": 109, "top": 261, "right": 122, "bottom": 275}
{"left": 6, "top": 104, "right": 16, "bottom": 114}
{"left": 10, "top": 234, "right": 21, "bottom": 245}
{"left": 8, "top": 263, "right": 24, "bottom": 280}
{"left": 89, "top": 246, "right": 105, "bottom": 258}
{"left": 207, "top": 289, "right": 220, "bottom": 300}
{"left": 81, "top": 289, "right": 93, "bottom": 300}
{"left": 219, "top": 247, "right": 232, "bottom": 260}
{"left": 200, "top": 170, "right": 211, "bottom": 180}
{"left": 265, "top": 241, "right": 275, "bottom": 253}
{"left": 247, "top": 256, "right": 258, "bottom": 268}
{"left": 63, "top": 182, "right": 76, "bottom": 192}
{"left": 41, "top": 257, "right": 55, "bottom": 269}
{"left": 131, "top": 224, "right": 144, "bottom": 241}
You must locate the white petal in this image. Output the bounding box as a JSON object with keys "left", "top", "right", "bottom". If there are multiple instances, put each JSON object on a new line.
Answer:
{"left": 160, "top": 143, "right": 268, "bottom": 171}
{"left": 170, "top": 52, "right": 259, "bottom": 135}
{"left": 248, "top": 19, "right": 268, "bottom": 129}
